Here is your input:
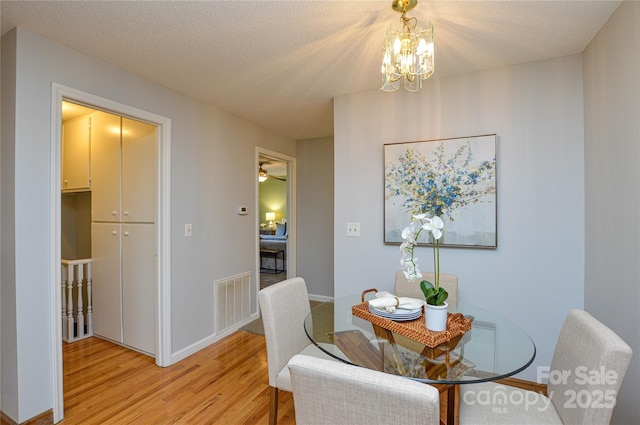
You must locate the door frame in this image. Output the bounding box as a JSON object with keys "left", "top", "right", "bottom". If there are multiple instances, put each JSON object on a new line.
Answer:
{"left": 50, "top": 84, "right": 172, "bottom": 422}
{"left": 256, "top": 148, "right": 296, "bottom": 286}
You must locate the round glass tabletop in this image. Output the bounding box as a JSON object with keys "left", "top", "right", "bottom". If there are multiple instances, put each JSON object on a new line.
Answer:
{"left": 304, "top": 295, "right": 536, "bottom": 385}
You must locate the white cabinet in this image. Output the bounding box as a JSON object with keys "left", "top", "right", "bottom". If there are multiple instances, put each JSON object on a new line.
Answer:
{"left": 92, "top": 223, "right": 156, "bottom": 355}
{"left": 122, "top": 223, "right": 156, "bottom": 354}
{"left": 91, "top": 223, "right": 123, "bottom": 343}
{"left": 91, "top": 111, "right": 122, "bottom": 222}
{"left": 91, "top": 113, "right": 157, "bottom": 356}
{"left": 121, "top": 117, "right": 157, "bottom": 223}
{"left": 91, "top": 113, "right": 157, "bottom": 223}
{"left": 62, "top": 115, "right": 91, "bottom": 192}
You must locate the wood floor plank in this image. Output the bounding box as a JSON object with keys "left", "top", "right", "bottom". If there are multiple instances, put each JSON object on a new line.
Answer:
{"left": 60, "top": 331, "right": 294, "bottom": 424}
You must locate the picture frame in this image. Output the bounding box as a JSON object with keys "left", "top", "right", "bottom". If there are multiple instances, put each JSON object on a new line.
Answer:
{"left": 384, "top": 134, "right": 497, "bottom": 248}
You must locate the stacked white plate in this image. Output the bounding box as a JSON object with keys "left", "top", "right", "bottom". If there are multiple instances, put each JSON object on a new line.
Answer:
{"left": 369, "top": 305, "right": 422, "bottom": 321}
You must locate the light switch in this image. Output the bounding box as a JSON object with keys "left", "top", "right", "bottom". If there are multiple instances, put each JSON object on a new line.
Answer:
{"left": 185, "top": 223, "right": 193, "bottom": 237}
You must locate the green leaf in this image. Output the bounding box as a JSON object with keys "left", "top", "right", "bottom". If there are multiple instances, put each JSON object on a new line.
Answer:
{"left": 420, "top": 280, "right": 434, "bottom": 299}
{"left": 434, "top": 288, "right": 449, "bottom": 305}
{"left": 421, "top": 280, "right": 449, "bottom": 306}
{"left": 426, "top": 287, "right": 449, "bottom": 306}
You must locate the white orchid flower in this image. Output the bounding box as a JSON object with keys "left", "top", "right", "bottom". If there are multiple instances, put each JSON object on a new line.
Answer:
{"left": 403, "top": 268, "right": 422, "bottom": 281}
{"left": 401, "top": 226, "right": 416, "bottom": 243}
{"left": 422, "top": 216, "right": 444, "bottom": 240}
{"left": 400, "top": 250, "right": 415, "bottom": 265}
{"left": 399, "top": 213, "right": 445, "bottom": 298}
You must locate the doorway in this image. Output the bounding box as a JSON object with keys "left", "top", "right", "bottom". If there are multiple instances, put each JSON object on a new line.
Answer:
{"left": 62, "top": 101, "right": 157, "bottom": 354}
{"left": 256, "top": 149, "right": 296, "bottom": 292}
{"left": 51, "top": 84, "right": 172, "bottom": 422}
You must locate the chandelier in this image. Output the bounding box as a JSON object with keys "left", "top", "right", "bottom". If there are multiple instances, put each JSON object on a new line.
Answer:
{"left": 380, "top": 0, "right": 434, "bottom": 92}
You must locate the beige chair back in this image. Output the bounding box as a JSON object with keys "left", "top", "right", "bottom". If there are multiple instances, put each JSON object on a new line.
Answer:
{"left": 394, "top": 270, "right": 458, "bottom": 309}
{"left": 288, "top": 354, "right": 440, "bottom": 425}
{"left": 259, "top": 277, "right": 312, "bottom": 388}
{"left": 259, "top": 277, "right": 338, "bottom": 425}
{"left": 460, "top": 309, "right": 633, "bottom": 424}
{"left": 548, "top": 309, "right": 632, "bottom": 424}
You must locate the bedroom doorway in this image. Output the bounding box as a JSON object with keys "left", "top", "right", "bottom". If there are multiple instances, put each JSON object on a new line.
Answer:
{"left": 257, "top": 149, "right": 295, "bottom": 290}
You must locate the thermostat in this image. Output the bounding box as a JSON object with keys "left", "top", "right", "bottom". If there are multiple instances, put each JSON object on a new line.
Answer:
{"left": 238, "top": 206, "right": 248, "bottom": 215}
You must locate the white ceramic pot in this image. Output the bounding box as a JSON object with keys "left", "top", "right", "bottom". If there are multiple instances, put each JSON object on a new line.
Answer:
{"left": 425, "top": 302, "right": 448, "bottom": 332}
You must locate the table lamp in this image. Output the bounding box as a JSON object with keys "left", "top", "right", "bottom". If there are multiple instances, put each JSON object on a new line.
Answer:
{"left": 266, "top": 212, "right": 276, "bottom": 229}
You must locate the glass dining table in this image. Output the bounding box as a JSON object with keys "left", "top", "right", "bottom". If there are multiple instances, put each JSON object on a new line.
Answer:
{"left": 303, "top": 294, "right": 536, "bottom": 425}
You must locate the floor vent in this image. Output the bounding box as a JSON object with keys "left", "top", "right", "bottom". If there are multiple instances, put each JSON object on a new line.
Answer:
{"left": 214, "top": 272, "right": 251, "bottom": 334}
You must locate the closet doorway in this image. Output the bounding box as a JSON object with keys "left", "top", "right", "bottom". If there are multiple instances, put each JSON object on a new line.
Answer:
{"left": 61, "top": 101, "right": 156, "bottom": 355}
{"left": 51, "top": 84, "right": 172, "bottom": 423}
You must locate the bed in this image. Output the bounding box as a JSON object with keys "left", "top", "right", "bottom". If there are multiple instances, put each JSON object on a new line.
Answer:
{"left": 260, "top": 223, "right": 287, "bottom": 271}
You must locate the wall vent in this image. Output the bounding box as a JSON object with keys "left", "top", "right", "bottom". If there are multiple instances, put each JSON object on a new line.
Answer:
{"left": 214, "top": 272, "right": 251, "bottom": 334}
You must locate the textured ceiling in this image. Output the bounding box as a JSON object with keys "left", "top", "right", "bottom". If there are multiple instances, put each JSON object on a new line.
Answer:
{"left": 1, "top": 0, "right": 621, "bottom": 140}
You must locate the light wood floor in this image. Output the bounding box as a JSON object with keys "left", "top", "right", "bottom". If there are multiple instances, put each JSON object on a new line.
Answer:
{"left": 54, "top": 328, "right": 545, "bottom": 425}
{"left": 60, "top": 332, "right": 294, "bottom": 424}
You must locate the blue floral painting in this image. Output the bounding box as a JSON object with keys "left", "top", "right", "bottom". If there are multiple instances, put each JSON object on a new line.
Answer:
{"left": 384, "top": 134, "right": 497, "bottom": 248}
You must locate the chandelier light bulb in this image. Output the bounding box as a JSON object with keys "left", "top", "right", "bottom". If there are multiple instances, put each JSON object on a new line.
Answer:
{"left": 393, "top": 36, "right": 402, "bottom": 54}
{"left": 417, "top": 38, "right": 427, "bottom": 55}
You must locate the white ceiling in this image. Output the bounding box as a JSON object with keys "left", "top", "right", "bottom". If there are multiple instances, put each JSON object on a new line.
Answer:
{"left": 1, "top": 0, "right": 621, "bottom": 140}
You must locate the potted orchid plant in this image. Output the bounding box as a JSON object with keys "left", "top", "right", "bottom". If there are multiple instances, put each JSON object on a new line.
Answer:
{"left": 400, "top": 213, "right": 448, "bottom": 306}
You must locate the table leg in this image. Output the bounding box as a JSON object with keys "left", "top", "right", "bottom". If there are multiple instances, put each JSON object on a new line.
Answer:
{"left": 432, "top": 383, "right": 459, "bottom": 425}
{"left": 445, "top": 384, "right": 460, "bottom": 425}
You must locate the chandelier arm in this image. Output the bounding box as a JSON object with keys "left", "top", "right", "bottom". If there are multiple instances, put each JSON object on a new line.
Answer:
{"left": 400, "top": 10, "right": 417, "bottom": 33}
{"left": 388, "top": 74, "right": 403, "bottom": 83}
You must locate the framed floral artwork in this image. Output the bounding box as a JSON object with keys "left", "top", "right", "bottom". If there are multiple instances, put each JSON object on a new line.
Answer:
{"left": 384, "top": 134, "right": 497, "bottom": 248}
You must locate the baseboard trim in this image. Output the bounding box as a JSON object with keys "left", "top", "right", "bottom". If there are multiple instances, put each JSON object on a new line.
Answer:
{"left": 170, "top": 312, "right": 260, "bottom": 364}
{"left": 308, "top": 294, "right": 333, "bottom": 302}
{"left": 1, "top": 409, "right": 52, "bottom": 425}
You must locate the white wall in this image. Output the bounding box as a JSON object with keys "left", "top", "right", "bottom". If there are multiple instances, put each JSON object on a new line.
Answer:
{"left": 1, "top": 28, "right": 295, "bottom": 422}
{"left": 334, "top": 55, "right": 586, "bottom": 381}
{"left": 297, "top": 136, "right": 334, "bottom": 299}
{"left": 584, "top": 2, "right": 640, "bottom": 422}
{"left": 1, "top": 27, "right": 18, "bottom": 422}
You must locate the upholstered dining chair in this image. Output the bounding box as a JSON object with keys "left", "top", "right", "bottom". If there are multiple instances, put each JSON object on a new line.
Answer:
{"left": 258, "top": 277, "right": 337, "bottom": 425}
{"left": 459, "top": 309, "right": 632, "bottom": 424}
{"left": 288, "top": 354, "right": 440, "bottom": 425}
{"left": 394, "top": 270, "right": 458, "bottom": 309}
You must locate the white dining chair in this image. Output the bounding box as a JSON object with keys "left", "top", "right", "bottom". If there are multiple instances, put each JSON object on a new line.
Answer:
{"left": 394, "top": 270, "right": 458, "bottom": 309}
{"left": 258, "top": 277, "right": 337, "bottom": 425}
{"left": 459, "top": 309, "right": 632, "bottom": 424}
{"left": 288, "top": 354, "right": 440, "bottom": 425}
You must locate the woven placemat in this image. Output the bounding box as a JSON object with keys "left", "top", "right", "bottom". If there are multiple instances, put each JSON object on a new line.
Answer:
{"left": 351, "top": 302, "right": 472, "bottom": 348}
